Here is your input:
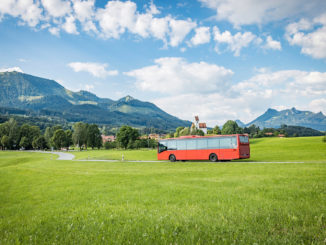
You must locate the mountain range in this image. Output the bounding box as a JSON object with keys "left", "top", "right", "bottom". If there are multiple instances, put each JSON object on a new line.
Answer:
{"left": 237, "top": 108, "right": 326, "bottom": 131}
{"left": 1, "top": 71, "right": 325, "bottom": 132}
{"left": 0, "top": 71, "right": 191, "bottom": 130}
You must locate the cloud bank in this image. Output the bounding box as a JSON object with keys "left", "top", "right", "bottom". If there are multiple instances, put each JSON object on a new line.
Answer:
{"left": 126, "top": 57, "right": 326, "bottom": 126}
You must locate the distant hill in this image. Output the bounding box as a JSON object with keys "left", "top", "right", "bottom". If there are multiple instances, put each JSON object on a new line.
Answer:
{"left": 247, "top": 108, "right": 326, "bottom": 131}
{"left": 0, "top": 71, "right": 191, "bottom": 130}
{"left": 235, "top": 120, "right": 246, "bottom": 128}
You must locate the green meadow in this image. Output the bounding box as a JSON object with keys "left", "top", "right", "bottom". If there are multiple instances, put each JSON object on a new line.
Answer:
{"left": 0, "top": 137, "right": 326, "bottom": 244}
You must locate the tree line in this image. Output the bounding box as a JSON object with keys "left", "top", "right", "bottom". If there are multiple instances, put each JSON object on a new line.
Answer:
{"left": 0, "top": 119, "right": 157, "bottom": 151}
{"left": 1, "top": 118, "right": 323, "bottom": 151}
{"left": 166, "top": 120, "right": 243, "bottom": 138}
{"left": 167, "top": 120, "right": 324, "bottom": 138}
{"left": 0, "top": 119, "right": 102, "bottom": 150}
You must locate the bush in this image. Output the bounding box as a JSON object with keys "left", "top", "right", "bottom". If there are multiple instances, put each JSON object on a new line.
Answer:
{"left": 104, "top": 141, "right": 117, "bottom": 149}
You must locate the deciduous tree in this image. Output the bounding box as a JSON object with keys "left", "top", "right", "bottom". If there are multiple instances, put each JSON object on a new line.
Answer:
{"left": 52, "top": 129, "right": 67, "bottom": 150}
{"left": 87, "top": 124, "right": 102, "bottom": 149}
{"left": 116, "top": 125, "right": 139, "bottom": 149}
{"left": 221, "top": 120, "right": 243, "bottom": 135}
{"left": 32, "top": 136, "right": 48, "bottom": 150}
{"left": 72, "top": 122, "right": 88, "bottom": 150}
{"left": 1, "top": 135, "right": 10, "bottom": 150}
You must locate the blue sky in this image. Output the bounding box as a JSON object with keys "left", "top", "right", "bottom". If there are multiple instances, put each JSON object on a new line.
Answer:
{"left": 0, "top": 0, "right": 326, "bottom": 126}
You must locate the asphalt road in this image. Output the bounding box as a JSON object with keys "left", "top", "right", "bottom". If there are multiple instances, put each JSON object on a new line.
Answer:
{"left": 29, "top": 151, "right": 75, "bottom": 160}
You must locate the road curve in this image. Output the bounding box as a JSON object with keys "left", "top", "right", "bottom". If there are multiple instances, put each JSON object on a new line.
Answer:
{"left": 28, "top": 151, "right": 75, "bottom": 160}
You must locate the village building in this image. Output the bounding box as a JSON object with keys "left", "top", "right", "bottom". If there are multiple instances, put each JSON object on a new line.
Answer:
{"left": 140, "top": 134, "right": 166, "bottom": 140}
{"left": 101, "top": 135, "right": 116, "bottom": 144}
{"left": 148, "top": 134, "right": 166, "bottom": 140}
{"left": 193, "top": 116, "right": 207, "bottom": 134}
{"left": 199, "top": 123, "right": 207, "bottom": 134}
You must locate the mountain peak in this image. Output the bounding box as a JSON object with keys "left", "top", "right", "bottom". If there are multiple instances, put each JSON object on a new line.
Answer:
{"left": 266, "top": 108, "right": 277, "bottom": 113}
{"left": 247, "top": 107, "right": 326, "bottom": 131}
{"left": 0, "top": 72, "right": 191, "bottom": 130}
{"left": 119, "top": 95, "right": 134, "bottom": 102}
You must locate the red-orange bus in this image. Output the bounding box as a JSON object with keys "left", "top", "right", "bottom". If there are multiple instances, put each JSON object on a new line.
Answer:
{"left": 157, "top": 134, "right": 250, "bottom": 162}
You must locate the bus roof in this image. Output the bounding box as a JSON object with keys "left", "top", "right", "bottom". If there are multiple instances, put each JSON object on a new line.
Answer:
{"left": 160, "top": 134, "right": 248, "bottom": 141}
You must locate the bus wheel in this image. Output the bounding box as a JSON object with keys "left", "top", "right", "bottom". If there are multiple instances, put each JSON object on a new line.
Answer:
{"left": 169, "top": 154, "right": 176, "bottom": 162}
{"left": 209, "top": 153, "right": 218, "bottom": 162}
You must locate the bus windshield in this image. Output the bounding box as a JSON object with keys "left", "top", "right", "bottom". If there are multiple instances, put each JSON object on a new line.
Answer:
{"left": 158, "top": 141, "right": 167, "bottom": 153}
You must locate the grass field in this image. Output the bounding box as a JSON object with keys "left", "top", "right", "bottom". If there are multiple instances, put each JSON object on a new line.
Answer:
{"left": 72, "top": 136, "right": 326, "bottom": 162}
{"left": 0, "top": 137, "right": 326, "bottom": 244}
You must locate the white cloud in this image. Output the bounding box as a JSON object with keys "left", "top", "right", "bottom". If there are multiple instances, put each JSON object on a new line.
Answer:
{"left": 198, "top": 0, "right": 326, "bottom": 27}
{"left": 149, "top": 17, "right": 169, "bottom": 43}
{"left": 153, "top": 93, "right": 244, "bottom": 126}
{"left": 213, "top": 26, "right": 257, "bottom": 56}
{"left": 72, "top": 0, "right": 94, "bottom": 22}
{"left": 125, "top": 57, "right": 233, "bottom": 94}
{"left": 0, "top": 67, "right": 23, "bottom": 73}
{"left": 85, "top": 84, "right": 94, "bottom": 91}
{"left": 286, "top": 14, "right": 326, "bottom": 59}
{"left": 264, "top": 36, "right": 281, "bottom": 50}
{"left": 168, "top": 19, "right": 197, "bottom": 47}
{"left": 96, "top": 0, "right": 137, "bottom": 39}
{"left": 0, "top": 0, "right": 198, "bottom": 47}
{"left": 49, "top": 26, "right": 60, "bottom": 36}
{"left": 95, "top": 1, "right": 196, "bottom": 47}
{"left": 62, "top": 15, "right": 79, "bottom": 34}
{"left": 0, "top": 0, "right": 43, "bottom": 27}
{"left": 309, "top": 98, "right": 326, "bottom": 114}
{"left": 41, "top": 0, "right": 71, "bottom": 18}
{"left": 190, "top": 26, "right": 210, "bottom": 46}
{"left": 68, "top": 62, "right": 118, "bottom": 78}
{"left": 233, "top": 70, "right": 326, "bottom": 98}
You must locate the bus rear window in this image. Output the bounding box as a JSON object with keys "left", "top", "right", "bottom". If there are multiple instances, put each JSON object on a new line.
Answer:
{"left": 239, "top": 136, "right": 249, "bottom": 143}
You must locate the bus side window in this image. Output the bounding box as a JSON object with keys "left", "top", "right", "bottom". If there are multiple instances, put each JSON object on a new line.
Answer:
{"left": 186, "top": 140, "right": 196, "bottom": 150}
{"left": 231, "top": 136, "right": 237, "bottom": 148}
{"left": 177, "top": 140, "right": 187, "bottom": 150}
{"left": 208, "top": 138, "right": 219, "bottom": 149}
{"left": 220, "top": 136, "right": 237, "bottom": 149}
{"left": 219, "top": 137, "right": 228, "bottom": 149}
{"left": 197, "top": 139, "right": 207, "bottom": 149}
{"left": 167, "top": 140, "right": 177, "bottom": 150}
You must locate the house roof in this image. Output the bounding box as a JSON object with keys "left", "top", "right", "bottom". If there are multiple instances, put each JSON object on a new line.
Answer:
{"left": 199, "top": 123, "right": 207, "bottom": 128}
{"left": 265, "top": 132, "right": 273, "bottom": 135}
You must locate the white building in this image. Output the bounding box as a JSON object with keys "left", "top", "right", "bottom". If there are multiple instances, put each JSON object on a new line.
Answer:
{"left": 193, "top": 116, "right": 207, "bottom": 134}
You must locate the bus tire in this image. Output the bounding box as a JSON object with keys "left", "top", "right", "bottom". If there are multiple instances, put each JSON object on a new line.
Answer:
{"left": 209, "top": 153, "right": 218, "bottom": 162}
{"left": 169, "top": 154, "right": 176, "bottom": 162}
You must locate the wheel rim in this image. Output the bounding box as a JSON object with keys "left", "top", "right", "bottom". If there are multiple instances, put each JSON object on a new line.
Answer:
{"left": 210, "top": 154, "right": 217, "bottom": 162}
{"left": 169, "top": 155, "right": 176, "bottom": 162}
